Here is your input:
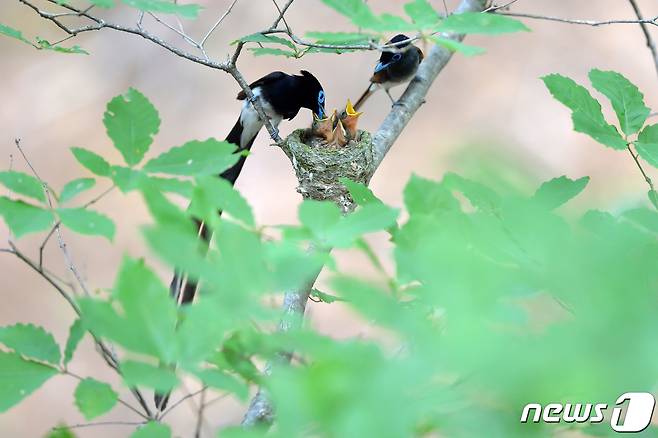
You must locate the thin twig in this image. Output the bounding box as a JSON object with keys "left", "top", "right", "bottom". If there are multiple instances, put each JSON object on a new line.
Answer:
{"left": 200, "top": 0, "right": 240, "bottom": 47}
{"left": 158, "top": 387, "right": 207, "bottom": 420}
{"left": 627, "top": 144, "right": 655, "bottom": 192}
{"left": 53, "top": 421, "right": 145, "bottom": 430}
{"left": 499, "top": 11, "right": 658, "bottom": 27}
{"left": 194, "top": 388, "right": 207, "bottom": 438}
{"left": 627, "top": 0, "right": 658, "bottom": 78}
{"left": 484, "top": 0, "right": 519, "bottom": 13}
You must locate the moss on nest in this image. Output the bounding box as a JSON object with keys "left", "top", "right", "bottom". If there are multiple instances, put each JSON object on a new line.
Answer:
{"left": 280, "top": 129, "right": 375, "bottom": 213}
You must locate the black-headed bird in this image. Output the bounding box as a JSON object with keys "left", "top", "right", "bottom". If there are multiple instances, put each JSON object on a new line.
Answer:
{"left": 157, "top": 70, "right": 326, "bottom": 412}
{"left": 353, "top": 34, "right": 423, "bottom": 110}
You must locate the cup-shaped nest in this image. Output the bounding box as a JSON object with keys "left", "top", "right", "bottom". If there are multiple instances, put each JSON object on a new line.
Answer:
{"left": 280, "top": 128, "right": 374, "bottom": 212}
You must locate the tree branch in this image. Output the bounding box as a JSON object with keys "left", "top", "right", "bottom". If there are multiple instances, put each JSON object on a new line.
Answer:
{"left": 241, "top": 0, "right": 489, "bottom": 427}
{"left": 627, "top": 0, "right": 658, "bottom": 78}
{"left": 498, "top": 10, "right": 658, "bottom": 27}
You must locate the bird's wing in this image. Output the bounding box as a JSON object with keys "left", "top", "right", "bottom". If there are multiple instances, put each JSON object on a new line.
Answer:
{"left": 236, "top": 71, "right": 287, "bottom": 100}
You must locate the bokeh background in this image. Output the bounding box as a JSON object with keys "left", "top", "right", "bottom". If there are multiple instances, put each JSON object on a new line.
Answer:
{"left": 1, "top": 0, "right": 657, "bottom": 436}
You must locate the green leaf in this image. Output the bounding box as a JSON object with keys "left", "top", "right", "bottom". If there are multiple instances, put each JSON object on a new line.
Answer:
{"left": 130, "top": 422, "right": 171, "bottom": 438}
{"left": 36, "top": 38, "right": 89, "bottom": 55}
{"left": 649, "top": 190, "right": 658, "bottom": 210}
{"left": 319, "top": 0, "right": 379, "bottom": 28}
{"left": 588, "top": 69, "right": 650, "bottom": 136}
{"left": 110, "top": 166, "right": 147, "bottom": 192}
{"left": 193, "top": 369, "right": 249, "bottom": 400}
{"left": 0, "top": 23, "right": 33, "bottom": 46}
{"left": 339, "top": 178, "right": 382, "bottom": 205}
{"left": 0, "top": 171, "right": 46, "bottom": 203}
{"left": 121, "top": 360, "right": 178, "bottom": 392}
{"left": 403, "top": 174, "right": 459, "bottom": 216}
{"left": 533, "top": 176, "right": 589, "bottom": 210}
{"left": 299, "top": 200, "right": 342, "bottom": 238}
{"left": 235, "top": 33, "right": 295, "bottom": 48}
{"left": 0, "top": 197, "right": 53, "bottom": 237}
{"left": 404, "top": 0, "right": 440, "bottom": 27}
{"left": 104, "top": 88, "right": 160, "bottom": 166}
{"left": 60, "top": 178, "right": 96, "bottom": 203}
{"left": 326, "top": 203, "right": 399, "bottom": 247}
{"left": 310, "top": 289, "right": 344, "bottom": 303}
{"left": 306, "top": 31, "right": 377, "bottom": 44}
{"left": 0, "top": 351, "right": 57, "bottom": 412}
{"left": 79, "top": 258, "right": 177, "bottom": 362}
{"left": 143, "top": 139, "right": 238, "bottom": 176}
{"left": 249, "top": 47, "right": 298, "bottom": 58}
{"left": 190, "top": 177, "right": 255, "bottom": 226}
{"left": 437, "top": 12, "right": 530, "bottom": 34}
{"left": 542, "top": 74, "right": 627, "bottom": 150}
{"left": 63, "top": 319, "right": 85, "bottom": 366}
{"left": 635, "top": 124, "right": 658, "bottom": 168}
{"left": 71, "top": 147, "right": 111, "bottom": 177}
{"left": 120, "top": 0, "right": 201, "bottom": 18}
{"left": 431, "top": 36, "right": 485, "bottom": 57}
{"left": 46, "top": 426, "right": 77, "bottom": 438}
{"left": 57, "top": 208, "right": 115, "bottom": 241}
{"left": 0, "top": 324, "right": 60, "bottom": 364}
{"left": 74, "top": 378, "right": 118, "bottom": 420}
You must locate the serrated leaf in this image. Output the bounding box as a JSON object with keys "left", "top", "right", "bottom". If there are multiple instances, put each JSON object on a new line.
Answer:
{"left": 0, "top": 197, "right": 53, "bottom": 237}
{"left": 319, "top": 0, "right": 379, "bottom": 28}
{"left": 235, "top": 33, "right": 295, "bottom": 48}
{"left": 36, "top": 38, "right": 89, "bottom": 55}
{"left": 431, "top": 36, "right": 485, "bottom": 56}
{"left": 0, "top": 351, "right": 57, "bottom": 412}
{"left": 0, "top": 171, "right": 46, "bottom": 203}
{"left": 121, "top": 361, "right": 178, "bottom": 392}
{"left": 533, "top": 176, "right": 589, "bottom": 210}
{"left": 143, "top": 139, "right": 238, "bottom": 176}
{"left": 404, "top": 0, "right": 440, "bottom": 27}
{"left": 404, "top": 174, "right": 459, "bottom": 216}
{"left": 190, "top": 176, "right": 255, "bottom": 226}
{"left": 0, "top": 23, "right": 33, "bottom": 47}
{"left": 130, "top": 422, "right": 171, "bottom": 438}
{"left": 326, "top": 203, "right": 399, "bottom": 247}
{"left": 110, "top": 166, "right": 147, "bottom": 192}
{"left": 60, "top": 178, "right": 96, "bottom": 203}
{"left": 57, "top": 208, "right": 115, "bottom": 241}
{"left": 74, "top": 378, "right": 118, "bottom": 420}
{"left": 589, "top": 69, "right": 650, "bottom": 136}
{"left": 104, "top": 88, "right": 160, "bottom": 166}
{"left": 635, "top": 124, "right": 658, "bottom": 168}
{"left": 63, "top": 319, "right": 85, "bottom": 366}
{"left": 79, "top": 258, "right": 177, "bottom": 362}
{"left": 306, "top": 31, "right": 377, "bottom": 45}
{"left": 542, "top": 74, "right": 627, "bottom": 150}
{"left": 299, "top": 200, "right": 342, "bottom": 239}
{"left": 437, "top": 12, "right": 530, "bottom": 34}
{"left": 121, "top": 0, "right": 201, "bottom": 18}
{"left": 71, "top": 147, "right": 111, "bottom": 177}
{"left": 339, "top": 178, "right": 382, "bottom": 205}
{"left": 249, "top": 47, "right": 298, "bottom": 58}
{"left": 0, "top": 324, "right": 60, "bottom": 364}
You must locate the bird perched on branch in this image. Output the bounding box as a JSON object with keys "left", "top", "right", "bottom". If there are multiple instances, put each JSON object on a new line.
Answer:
{"left": 353, "top": 34, "right": 424, "bottom": 110}
{"left": 157, "top": 70, "right": 326, "bottom": 411}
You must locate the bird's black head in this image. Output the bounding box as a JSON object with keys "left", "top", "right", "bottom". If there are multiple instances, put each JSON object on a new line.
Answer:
{"left": 377, "top": 34, "right": 412, "bottom": 68}
{"left": 298, "top": 70, "right": 326, "bottom": 118}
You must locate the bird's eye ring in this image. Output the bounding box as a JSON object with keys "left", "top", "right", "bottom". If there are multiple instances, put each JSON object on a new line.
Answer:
{"left": 318, "top": 90, "right": 325, "bottom": 103}
{"left": 392, "top": 53, "right": 402, "bottom": 62}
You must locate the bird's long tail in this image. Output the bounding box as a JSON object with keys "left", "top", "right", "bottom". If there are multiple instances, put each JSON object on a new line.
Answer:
{"left": 154, "top": 113, "right": 262, "bottom": 411}
{"left": 353, "top": 83, "right": 375, "bottom": 111}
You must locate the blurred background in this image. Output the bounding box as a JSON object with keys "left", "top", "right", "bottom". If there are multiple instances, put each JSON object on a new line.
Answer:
{"left": 1, "top": 0, "right": 657, "bottom": 436}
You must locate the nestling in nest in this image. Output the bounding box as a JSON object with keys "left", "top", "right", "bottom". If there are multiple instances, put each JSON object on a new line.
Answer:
{"left": 305, "top": 99, "right": 363, "bottom": 148}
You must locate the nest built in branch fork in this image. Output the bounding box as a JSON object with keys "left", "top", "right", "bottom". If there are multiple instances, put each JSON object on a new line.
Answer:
{"left": 279, "top": 129, "right": 375, "bottom": 213}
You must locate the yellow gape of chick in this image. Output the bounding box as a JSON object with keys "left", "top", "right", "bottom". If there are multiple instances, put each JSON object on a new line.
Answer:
{"left": 309, "top": 99, "right": 363, "bottom": 148}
